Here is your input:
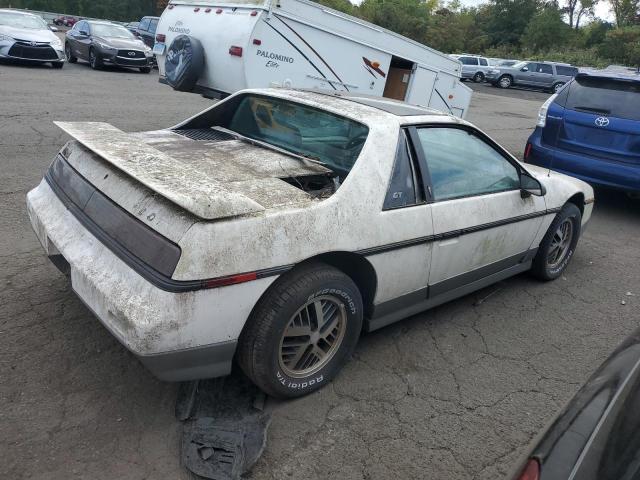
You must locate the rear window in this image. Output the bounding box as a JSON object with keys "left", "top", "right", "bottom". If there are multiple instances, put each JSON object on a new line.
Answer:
{"left": 556, "top": 66, "right": 578, "bottom": 77}
{"left": 563, "top": 77, "right": 640, "bottom": 121}
{"left": 227, "top": 95, "right": 369, "bottom": 176}
{"left": 479, "top": 58, "right": 488, "bottom": 66}
{"left": 460, "top": 57, "right": 478, "bottom": 66}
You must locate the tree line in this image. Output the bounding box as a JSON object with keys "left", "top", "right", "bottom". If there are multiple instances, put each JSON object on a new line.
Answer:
{"left": 2, "top": 0, "right": 639, "bottom": 67}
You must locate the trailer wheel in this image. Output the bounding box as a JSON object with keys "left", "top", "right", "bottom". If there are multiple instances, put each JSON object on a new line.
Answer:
{"left": 165, "top": 35, "right": 204, "bottom": 92}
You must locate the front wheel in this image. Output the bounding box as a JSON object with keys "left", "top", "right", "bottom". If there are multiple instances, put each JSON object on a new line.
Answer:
{"left": 237, "top": 263, "right": 363, "bottom": 399}
{"left": 498, "top": 75, "right": 512, "bottom": 89}
{"left": 89, "top": 48, "right": 101, "bottom": 70}
{"left": 65, "top": 43, "right": 77, "bottom": 63}
{"left": 473, "top": 72, "right": 485, "bottom": 83}
{"left": 531, "top": 203, "right": 582, "bottom": 281}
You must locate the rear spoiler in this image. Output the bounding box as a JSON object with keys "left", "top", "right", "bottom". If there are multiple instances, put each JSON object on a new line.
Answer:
{"left": 54, "top": 122, "right": 265, "bottom": 220}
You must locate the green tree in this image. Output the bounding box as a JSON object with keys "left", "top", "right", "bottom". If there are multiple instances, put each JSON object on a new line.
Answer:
{"left": 485, "top": 0, "right": 540, "bottom": 46}
{"left": 356, "top": 0, "right": 437, "bottom": 44}
{"left": 521, "top": 3, "right": 572, "bottom": 51}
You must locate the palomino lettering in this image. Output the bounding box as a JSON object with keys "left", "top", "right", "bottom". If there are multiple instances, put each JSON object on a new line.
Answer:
{"left": 256, "top": 49, "right": 294, "bottom": 63}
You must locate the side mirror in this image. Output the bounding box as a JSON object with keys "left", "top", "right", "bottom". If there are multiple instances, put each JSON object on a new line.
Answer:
{"left": 79, "top": 30, "right": 89, "bottom": 36}
{"left": 521, "top": 67, "right": 529, "bottom": 72}
{"left": 520, "top": 171, "right": 546, "bottom": 197}
{"left": 50, "top": 26, "right": 58, "bottom": 32}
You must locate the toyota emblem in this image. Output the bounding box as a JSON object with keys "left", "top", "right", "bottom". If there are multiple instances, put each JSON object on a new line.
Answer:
{"left": 595, "top": 117, "right": 609, "bottom": 127}
{"left": 128, "top": 51, "right": 136, "bottom": 56}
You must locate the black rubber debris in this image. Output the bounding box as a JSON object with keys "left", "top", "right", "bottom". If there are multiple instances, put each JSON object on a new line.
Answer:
{"left": 178, "top": 372, "right": 271, "bottom": 480}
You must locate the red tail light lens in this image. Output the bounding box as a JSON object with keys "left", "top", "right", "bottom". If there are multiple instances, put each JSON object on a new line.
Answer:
{"left": 204, "top": 272, "right": 257, "bottom": 289}
{"left": 216, "top": 8, "right": 223, "bottom": 13}
{"left": 229, "top": 46, "right": 243, "bottom": 57}
{"left": 516, "top": 459, "right": 540, "bottom": 480}
{"left": 253, "top": 39, "right": 262, "bottom": 45}
{"left": 194, "top": 7, "right": 200, "bottom": 11}
{"left": 524, "top": 142, "right": 533, "bottom": 160}
{"left": 156, "top": 33, "right": 166, "bottom": 43}
{"left": 251, "top": 10, "right": 258, "bottom": 16}
{"left": 205, "top": 8, "right": 212, "bottom": 12}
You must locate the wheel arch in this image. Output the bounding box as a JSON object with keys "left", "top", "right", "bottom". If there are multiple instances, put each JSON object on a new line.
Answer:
{"left": 296, "top": 251, "right": 378, "bottom": 320}
{"left": 567, "top": 192, "right": 585, "bottom": 215}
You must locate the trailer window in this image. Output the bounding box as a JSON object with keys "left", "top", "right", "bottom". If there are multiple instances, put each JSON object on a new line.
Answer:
{"left": 227, "top": 95, "right": 369, "bottom": 177}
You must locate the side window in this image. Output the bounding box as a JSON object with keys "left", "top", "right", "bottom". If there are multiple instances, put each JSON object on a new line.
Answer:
{"left": 524, "top": 62, "right": 537, "bottom": 71}
{"left": 479, "top": 58, "right": 488, "bottom": 66}
{"left": 556, "top": 66, "right": 578, "bottom": 77}
{"left": 384, "top": 131, "right": 419, "bottom": 210}
{"left": 460, "top": 57, "right": 478, "bottom": 66}
{"left": 416, "top": 128, "right": 520, "bottom": 201}
{"left": 149, "top": 19, "right": 158, "bottom": 34}
{"left": 139, "top": 18, "right": 151, "bottom": 31}
{"left": 539, "top": 64, "right": 553, "bottom": 74}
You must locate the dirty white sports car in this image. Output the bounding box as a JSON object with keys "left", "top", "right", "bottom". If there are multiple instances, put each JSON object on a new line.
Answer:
{"left": 27, "top": 89, "right": 594, "bottom": 398}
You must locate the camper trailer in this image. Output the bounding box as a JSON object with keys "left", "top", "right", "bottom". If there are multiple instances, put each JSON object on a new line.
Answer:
{"left": 153, "top": 0, "right": 472, "bottom": 117}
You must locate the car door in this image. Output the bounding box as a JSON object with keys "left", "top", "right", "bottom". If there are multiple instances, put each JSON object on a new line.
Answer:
{"left": 536, "top": 63, "right": 554, "bottom": 89}
{"left": 144, "top": 18, "right": 158, "bottom": 48}
{"left": 515, "top": 62, "right": 537, "bottom": 86}
{"left": 412, "top": 125, "right": 547, "bottom": 293}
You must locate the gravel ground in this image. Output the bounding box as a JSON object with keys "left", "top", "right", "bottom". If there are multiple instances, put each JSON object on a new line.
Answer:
{"left": 1, "top": 61, "right": 639, "bottom": 480}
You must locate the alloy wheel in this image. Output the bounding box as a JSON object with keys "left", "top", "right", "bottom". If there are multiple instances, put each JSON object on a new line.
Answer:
{"left": 278, "top": 295, "right": 347, "bottom": 378}
{"left": 499, "top": 76, "right": 511, "bottom": 88}
{"left": 547, "top": 218, "right": 574, "bottom": 268}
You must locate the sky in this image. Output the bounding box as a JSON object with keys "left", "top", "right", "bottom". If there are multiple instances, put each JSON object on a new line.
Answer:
{"left": 458, "top": 0, "right": 615, "bottom": 22}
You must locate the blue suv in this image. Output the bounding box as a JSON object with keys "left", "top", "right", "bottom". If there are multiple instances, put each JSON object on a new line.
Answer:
{"left": 524, "top": 72, "right": 640, "bottom": 194}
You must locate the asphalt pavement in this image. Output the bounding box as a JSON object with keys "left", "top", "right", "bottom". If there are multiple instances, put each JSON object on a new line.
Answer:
{"left": 1, "top": 62, "right": 639, "bottom": 480}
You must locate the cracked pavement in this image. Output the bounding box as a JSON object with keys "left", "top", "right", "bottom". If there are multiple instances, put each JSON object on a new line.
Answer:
{"left": 1, "top": 64, "right": 639, "bottom": 480}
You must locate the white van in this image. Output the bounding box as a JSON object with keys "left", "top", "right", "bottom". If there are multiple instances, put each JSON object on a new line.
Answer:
{"left": 153, "top": 0, "right": 472, "bottom": 117}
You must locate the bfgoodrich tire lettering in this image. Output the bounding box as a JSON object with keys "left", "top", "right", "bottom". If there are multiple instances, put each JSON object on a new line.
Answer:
{"left": 237, "top": 263, "right": 363, "bottom": 398}
{"left": 531, "top": 203, "right": 582, "bottom": 281}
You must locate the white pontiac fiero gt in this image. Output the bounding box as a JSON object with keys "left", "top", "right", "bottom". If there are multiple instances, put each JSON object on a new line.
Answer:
{"left": 27, "top": 89, "right": 594, "bottom": 398}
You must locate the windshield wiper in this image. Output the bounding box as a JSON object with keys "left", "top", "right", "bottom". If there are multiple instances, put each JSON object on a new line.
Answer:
{"left": 572, "top": 106, "right": 611, "bottom": 115}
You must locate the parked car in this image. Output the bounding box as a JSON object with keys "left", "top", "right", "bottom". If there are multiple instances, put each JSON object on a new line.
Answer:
{"left": 496, "top": 59, "right": 519, "bottom": 67}
{"left": 124, "top": 21, "right": 140, "bottom": 34}
{"left": 133, "top": 16, "right": 159, "bottom": 48}
{"left": 486, "top": 61, "right": 579, "bottom": 93}
{"left": 153, "top": 0, "right": 472, "bottom": 117}
{"left": 26, "top": 89, "right": 593, "bottom": 398}
{"left": 0, "top": 9, "right": 65, "bottom": 68}
{"left": 510, "top": 327, "right": 640, "bottom": 480}
{"left": 65, "top": 20, "right": 153, "bottom": 73}
{"left": 53, "top": 15, "right": 77, "bottom": 27}
{"left": 451, "top": 54, "right": 492, "bottom": 82}
{"left": 525, "top": 71, "right": 640, "bottom": 195}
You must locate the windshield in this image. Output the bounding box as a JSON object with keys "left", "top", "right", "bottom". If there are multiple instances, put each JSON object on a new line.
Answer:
{"left": 565, "top": 77, "right": 640, "bottom": 121}
{"left": 91, "top": 23, "right": 134, "bottom": 39}
{"left": 226, "top": 95, "right": 369, "bottom": 177}
{"left": 0, "top": 12, "right": 47, "bottom": 29}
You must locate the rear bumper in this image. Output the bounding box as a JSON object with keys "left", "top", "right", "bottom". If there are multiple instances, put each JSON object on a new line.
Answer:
{"left": 26, "top": 180, "right": 276, "bottom": 381}
{"left": 526, "top": 128, "right": 640, "bottom": 193}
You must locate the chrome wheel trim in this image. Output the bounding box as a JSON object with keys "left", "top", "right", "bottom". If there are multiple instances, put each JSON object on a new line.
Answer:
{"left": 553, "top": 82, "right": 564, "bottom": 93}
{"left": 278, "top": 295, "right": 347, "bottom": 379}
{"left": 547, "top": 218, "right": 574, "bottom": 268}
{"left": 499, "top": 76, "right": 511, "bottom": 88}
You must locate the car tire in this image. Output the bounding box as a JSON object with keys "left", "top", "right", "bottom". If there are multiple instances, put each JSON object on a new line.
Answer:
{"left": 498, "top": 75, "right": 512, "bottom": 88}
{"left": 531, "top": 203, "right": 582, "bottom": 281}
{"left": 237, "top": 262, "right": 363, "bottom": 399}
{"left": 164, "top": 35, "right": 205, "bottom": 92}
{"left": 473, "top": 72, "right": 485, "bottom": 83}
{"left": 65, "top": 43, "right": 77, "bottom": 63}
{"left": 552, "top": 82, "right": 565, "bottom": 93}
{"left": 89, "top": 48, "right": 102, "bottom": 70}
{"left": 51, "top": 61, "right": 64, "bottom": 69}
{"left": 140, "top": 66, "right": 152, "bottom": 73}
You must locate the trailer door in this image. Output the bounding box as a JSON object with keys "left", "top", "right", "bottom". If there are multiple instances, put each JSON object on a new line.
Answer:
{"left": 405, "top": 65, "right": 437, "bottom": 106}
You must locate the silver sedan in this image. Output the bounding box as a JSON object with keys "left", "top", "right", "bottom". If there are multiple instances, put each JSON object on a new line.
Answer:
{"left": 0, "top": 9, "right": 65, "bottom": 68}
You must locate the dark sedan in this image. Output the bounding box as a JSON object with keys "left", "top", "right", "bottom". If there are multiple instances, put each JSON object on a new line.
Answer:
{"left": 510, "top": 327, "right": 640, "bottom": 480}
{"left": 65, "top": 20, "right": 153, "bottom": 73}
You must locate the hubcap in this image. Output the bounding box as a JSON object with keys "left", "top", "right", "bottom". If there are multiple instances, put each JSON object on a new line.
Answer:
{"left": 278, "top": 296, "right": 347, "bottom": 378}
{"left": 554, "top": 83, "right": 564, "bottom": 92}
{"left": 500, "top": 77, "right": 510, "bottom": 88}
{"left": 547, "top": 218, "right": 574, "bottom": 268}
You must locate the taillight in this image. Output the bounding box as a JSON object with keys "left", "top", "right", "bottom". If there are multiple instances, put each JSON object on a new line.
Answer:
{"left": 194, "top": 7, "right": 200, "bottom": 11}
{"left": 524, "top": 142, "right": 533, "bottom": 160}
{"left": 216, "top": 8, "right": 223, "bottom": 13}
{"left": 205, "top": 7, "right": 212, "bottom": 12}
{"left": 229, "top": 46, "right": 243, "bottom": 57}
{"left": 253, "top": 39, "right": 261, "bottom": 45}
{"left": 516, "top": 459, "right": 540, "bottom": 480}
{"left": 156, "top": 33, "right": 166, "bottom": 43}
{"left": 251, "top": 10, "right": 258, "bottom": 16}
{"left": 204, "top": 272, "right": 257, "bottom": 289}
{"left": 536, "top": 93, "right": 557, "bottom": 128}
